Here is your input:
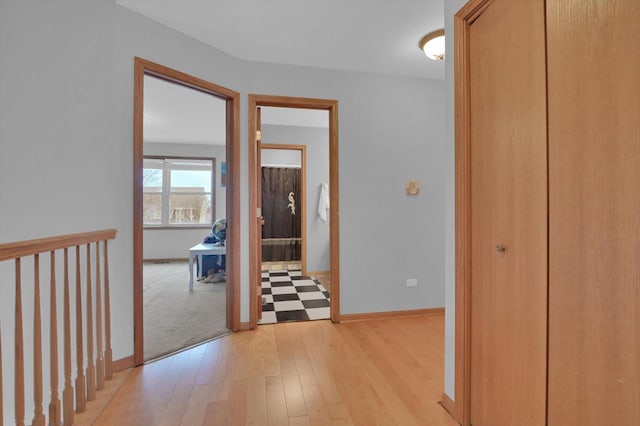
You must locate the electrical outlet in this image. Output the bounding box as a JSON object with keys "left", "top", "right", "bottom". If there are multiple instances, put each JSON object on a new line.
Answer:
{"left": 406, "top": 278, "right": 418, "bottom": 287}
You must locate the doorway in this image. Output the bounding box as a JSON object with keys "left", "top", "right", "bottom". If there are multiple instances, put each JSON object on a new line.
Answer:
{"left": 249, "top": 95, "right": 340, "bottom": 327}
{"left": 133, "top": 58, "right": 240, "bottom": 365}
{"left": 258, "top": 143, "right": 331, "bottom": 324}
{"left": 260, "top": 144, "right": 307, "bottom": 274}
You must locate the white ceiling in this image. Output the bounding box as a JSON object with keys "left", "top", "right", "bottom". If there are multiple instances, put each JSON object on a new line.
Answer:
{"left": 143, "top": 75, "right": 329, "bottom": 145}
{"left": 139, "top": 1, "right": 444, "bottom": 145}
{"left": 118, "top": 0, "right": 446, "bottom": 80}
{"left": 143, "top": 74, "right": 227, "bottom": 145}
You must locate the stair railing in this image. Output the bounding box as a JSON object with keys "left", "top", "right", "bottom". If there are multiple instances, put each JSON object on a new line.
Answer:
{"left": 0, "top": 229, "right": 117, "bottom": 426}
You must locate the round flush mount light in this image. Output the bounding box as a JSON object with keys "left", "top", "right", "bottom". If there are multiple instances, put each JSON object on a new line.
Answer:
{"left": 419, "top": 29, "right": 445, "bottom": 61}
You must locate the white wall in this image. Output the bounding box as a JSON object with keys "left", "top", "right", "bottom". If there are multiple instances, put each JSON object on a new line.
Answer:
{"left": 0, "top": 2, "right": 448, "bottom": 422}
{"left": 244, "top": 63, "right": 447, "bottom": 315}
{"left": 116, "top": 2, "right": 448, "bottom": 317}
{"left": 261, "top": 124, "right": 330, "bottom": 273}
{"left": 143, "top": 142, "right": 226, "bottom": 259}
{"left": 0, "top": 2, "right": 121, "bottom": 423}
{"left": 261, "top": 148, "right": 301, "bottom": 167}
{"left": 113, "top": 3, "right": 252, "bottom": 327}
{"left": 443, "top": 0, "right": 468, "bottom": 401}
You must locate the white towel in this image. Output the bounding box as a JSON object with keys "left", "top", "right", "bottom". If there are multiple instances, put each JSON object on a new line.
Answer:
{"left": 317, "top": 183, "right": 329, "bottom": 222}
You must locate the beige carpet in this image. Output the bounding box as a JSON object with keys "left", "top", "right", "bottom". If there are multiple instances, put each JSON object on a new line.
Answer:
{"left": 143, "top": 260, "right": 229, "bottom": 361}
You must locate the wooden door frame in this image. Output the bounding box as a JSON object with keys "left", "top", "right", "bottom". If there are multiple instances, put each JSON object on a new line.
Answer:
{"left": 260, "top": 143, "right": 308, "bottom": 275}
{"left": 248, "top": 94, "right": 340, "bottom": 329}
{"left": 453, "top": 0, "right": 495, "bottom": 425}
{"left": 133, "top": 57, "right": 241, "bottom": 366}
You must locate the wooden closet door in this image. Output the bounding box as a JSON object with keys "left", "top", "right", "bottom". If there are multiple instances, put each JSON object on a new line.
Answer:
{"left": 468, "top": 0, "right": 548, "bottom": 424}
{"left": 547, "top": 1, "right": 640, "bottom": 424}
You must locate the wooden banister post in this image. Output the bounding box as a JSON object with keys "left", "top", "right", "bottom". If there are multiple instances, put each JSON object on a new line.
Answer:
{"left": 85, "top": 244, "right": 96, "bottom": 401}
{"left": 75, "top": 246, "right": 86, "bottom": 413}
{"left": 0, "top": 229, "right": 117, "bottom": 423}
{"left": 103, "top": 240, "right": 113, "bottom": 380}
{"left": 49, "top": 251, "right": 61, "bottom": 425}
{"left": 95, "top": 242, "right": 105, "bottom": 390}
{"left": 63, "top": 248, "right": 74, "bottom": 425}
{"left": 32, "top": 254, "right": 45, "bottom": 426}
{"left": 15, "top": 259, "right": 25, "bottom": 426}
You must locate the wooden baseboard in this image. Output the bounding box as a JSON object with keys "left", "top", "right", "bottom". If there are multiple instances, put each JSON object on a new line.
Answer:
{"left": 143, "top": 258, "right": 189, "bottom": 263}
{"left": 307, "top": 270, "right": 330, "bottom": 276}
{"left": 112, "top": 355, "right": 134, "bottom": 372}
{"left": 339, "top": 307, "right": 444, "bottom": 322}
{"left": 440, "top": 393, "right": 459, "bottom": 424}
{"left": 239, "top": 321, "right": 252, "bottom": 331}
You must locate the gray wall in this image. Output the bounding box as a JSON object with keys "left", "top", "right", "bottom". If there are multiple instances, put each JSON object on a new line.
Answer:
{"left": 244, "top": 64, "right": 447, "bottom": 315}
{"left": 143, "top": 142, "right": 226, "bottom": 260}
{"left": 0, "top": 2, "right": 120, "bottom": 422}
{"left": 115, "top": 2, "right": 448, "bottom": 317}
{"left": 0, "top": 2, "right": 448, "bottom": 422}
{"left": 261, "top": 124, "right": 330, "bottom": 272}
{"left": 261, "top": 149, "right": 301, "bottom": 167}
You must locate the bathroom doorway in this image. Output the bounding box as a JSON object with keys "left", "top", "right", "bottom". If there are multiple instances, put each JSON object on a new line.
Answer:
{"left": 249, "top": 95, "right": 339, "bottom": 327}
{"left": 259, "top": 143, "right": 330, "bottom": 324}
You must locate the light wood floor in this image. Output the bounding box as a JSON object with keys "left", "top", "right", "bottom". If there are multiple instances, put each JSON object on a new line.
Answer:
{"left": 88, "top": 315, "right": 456, "bottom": 425}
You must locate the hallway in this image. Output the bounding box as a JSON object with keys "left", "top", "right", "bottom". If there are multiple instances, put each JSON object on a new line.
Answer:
{"left": 83, "top": 315, "right": 455, "bottom": 425}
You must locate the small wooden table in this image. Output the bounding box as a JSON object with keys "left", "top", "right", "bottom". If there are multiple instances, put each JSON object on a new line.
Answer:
{"left": 188, "top": 243, "right": 226, "bottom": 291}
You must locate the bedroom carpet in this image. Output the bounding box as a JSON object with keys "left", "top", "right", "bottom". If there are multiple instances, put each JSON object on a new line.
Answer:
{"left": 258, "top": 269, "right": 331, "bottom": 324}
{"left": 143, "top": 260, "right": 229, "bottom": 361}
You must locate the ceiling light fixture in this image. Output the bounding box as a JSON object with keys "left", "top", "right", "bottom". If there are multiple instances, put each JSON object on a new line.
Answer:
{"left": 419, "top": 29, "right": 445, "bottom": 61}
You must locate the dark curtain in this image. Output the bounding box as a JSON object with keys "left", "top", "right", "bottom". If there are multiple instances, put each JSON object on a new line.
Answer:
{"left": 261, "top": 167, "right": 301, "bottom": 261}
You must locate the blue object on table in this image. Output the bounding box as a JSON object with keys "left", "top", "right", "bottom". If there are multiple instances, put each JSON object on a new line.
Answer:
{"left": 197, "top": 219, "right": 227, "bottom": 277}
{"left": 197, "top": 253, "right": 225, "bottom": 276}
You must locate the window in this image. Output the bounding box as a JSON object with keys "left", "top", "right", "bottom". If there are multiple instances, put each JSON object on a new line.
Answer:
{"left": 143, "top": 157, "right": 215, "bottom": 226}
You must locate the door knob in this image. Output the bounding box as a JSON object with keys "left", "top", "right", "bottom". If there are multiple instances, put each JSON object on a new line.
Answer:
{"left": 259, "top": 216, "right": 265, "bottom": 225}
{"left": 496, "top": 244, "right": 506, "bottom": 253}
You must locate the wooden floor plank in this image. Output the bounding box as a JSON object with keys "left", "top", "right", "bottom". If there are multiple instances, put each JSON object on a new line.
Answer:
{"left": 208, "top": 336, "right": 235, "bottom": 385}
{"left": 73, "top": 369, "right": 132, "bottom": 426}
{"left": 158, "top": 352, "right": 205, "bottom": 426}
{"left": 246, "top": 327, "right": 268, "bottom": 425}
{"left": 193, "top": 338, "right": 223, "bottom": 386}
{"left": 203, "top": 400, "right": 229, "bottom": 426}
{"left": 178, "top": 383, "right": 210, "bottom": 426}
{"left": 327, "top": 324, "right": 406, "bottom": 425}
{"left": 261, "top": 325, "right": 282, "bottom": 378}
{"left": 326, "top": 402, "right": 355, "bottom": 426}
{"left": 141, "top": 349, "right": 190, "bottom": 424}
{"left": 288, "top": 323, "right": 319, "bottom": 387}
{"left": 289, "top": 415, "right": 312, "bottom": 426}
{"left": 345, "top": 321, "right": 451, "bottom": 424}
{"left": 90, "top": 315, "right": 456, "bottom": 426}
{"left": 229, "top": 330, "right": 252, "bottom": 381}
{"left": 228, "top": 378, "right": 248, "bottom": 426}
{"left": 265, "top": 375, "right": 289, "bottom": 426}
{"left": 301, "top": 322, "right": 343, "bottom": 406}
{"left": 274, "top": 322, "right": 308, "bottom": 419}
{"left": 95, "top": 356, "right": 172, "bottom": 424}
{"left": 301, "top": 384, "right": 332, "bottom": 425}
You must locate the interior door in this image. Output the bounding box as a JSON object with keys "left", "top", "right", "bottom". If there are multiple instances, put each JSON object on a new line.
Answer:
{"left": 547, "top": 0, "right": 640, "bottom": 423}
{"left": 468, "top": 0, "right": 548, "bottom": 424}
{"left": 256, "top": 107, "right": 263, "bottom": 320}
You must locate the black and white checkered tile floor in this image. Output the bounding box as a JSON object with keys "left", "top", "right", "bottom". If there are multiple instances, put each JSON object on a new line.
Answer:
{"left": 258, "top": 269, "right": 331, "bottom": 324}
